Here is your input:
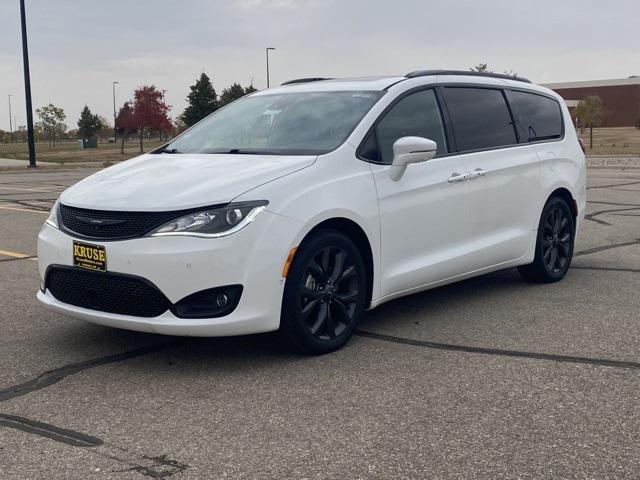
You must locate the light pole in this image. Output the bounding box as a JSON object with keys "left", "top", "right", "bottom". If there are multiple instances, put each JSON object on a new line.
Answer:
{"left": 266, "top": 47, "right": 275, "bottom": 88}
{"left": 20, "top": 0, "right": 36, "bottom": 167}
{"left": 161, "top": 89, "right": 166, "bottom": 141}
{"left": 112, "top": 81, "right": 119, "bottom": 142}
{"left": 8, "top": 94, "right": 12, "bottom": 143}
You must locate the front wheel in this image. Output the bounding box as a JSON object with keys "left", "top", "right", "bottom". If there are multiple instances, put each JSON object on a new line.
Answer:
{"left": 518, "top": 196, "right": 575, "bottom": 283}
{"left": 279, "top": 230, "right": 367, "bottom": 355}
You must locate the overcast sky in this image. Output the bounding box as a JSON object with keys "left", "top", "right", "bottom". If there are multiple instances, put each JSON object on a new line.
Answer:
{"left": 0, "top": 0, "right": 638, "bottom": 131}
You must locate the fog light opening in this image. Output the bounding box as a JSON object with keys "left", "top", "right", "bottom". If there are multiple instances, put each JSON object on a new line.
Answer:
{"left": 216, "top": 293, "right": 228, "bottom": 307}
{"left": 172, "top": 285, "right": 242, "bottom": 319}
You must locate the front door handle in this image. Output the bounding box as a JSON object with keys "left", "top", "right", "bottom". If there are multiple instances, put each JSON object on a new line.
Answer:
{"left": 468, "top": 168, "right": 488, "bottom": 179}
{"left": 447, "top": 172, "right": 468, "bottom": 183}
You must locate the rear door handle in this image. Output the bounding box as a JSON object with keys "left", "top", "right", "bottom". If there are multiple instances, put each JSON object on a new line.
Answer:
{"left": 468, "top": 168, "right": 488, "bottom": 179}
{"left": 447, "top": 172, "right": 468, "bottom": 183}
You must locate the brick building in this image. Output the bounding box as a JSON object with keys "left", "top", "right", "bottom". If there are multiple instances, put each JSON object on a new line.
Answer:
{"left": 542, "top": 77, "right": 640, "bottom": 127}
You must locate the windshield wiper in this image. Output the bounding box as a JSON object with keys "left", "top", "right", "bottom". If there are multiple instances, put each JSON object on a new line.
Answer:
{"left": 156, "top": 147, "right": 182, "bottom": 154}
{"left": 205, "top": 148, "right": 281, "bottom": 155}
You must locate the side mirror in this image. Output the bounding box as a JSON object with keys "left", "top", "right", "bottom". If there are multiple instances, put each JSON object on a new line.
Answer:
{"left": 389, "top": 136, "right": 438, "bottom": 181}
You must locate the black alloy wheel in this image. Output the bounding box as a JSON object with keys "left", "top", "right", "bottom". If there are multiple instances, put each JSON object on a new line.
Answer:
{"left": 300, "top": 246, "right": 359, "bottom": 340}
{"left": 280, "top": 230, "right": 367, "bottom": 354}
{"left": 519, "top": 196, "right": 575, "bottom": 283}
{"left": 541, "top": 205, "right": 572, "bottom": 274}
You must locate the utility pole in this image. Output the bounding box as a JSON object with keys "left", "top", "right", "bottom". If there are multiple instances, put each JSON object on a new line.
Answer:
{"left": 8, "top": 94, "right": 13, "bottom": 143}
{"left": 112, "top": 81, "right": 119, "bottom": 142}
{"left": 266, "top": 47, "right": 275, "bottom": 88}
{"left": 20, "top": 0, "right": 36, "bottom": 167}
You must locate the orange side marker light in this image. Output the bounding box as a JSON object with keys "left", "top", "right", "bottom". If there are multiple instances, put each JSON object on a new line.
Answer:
{"left": 282, "top": 247, "right": 298, "bottom": 278}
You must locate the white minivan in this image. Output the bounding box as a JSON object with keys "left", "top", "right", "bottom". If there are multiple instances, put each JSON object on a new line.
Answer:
{"left": 38, "top": 70, "right": 586, "bottom": 354}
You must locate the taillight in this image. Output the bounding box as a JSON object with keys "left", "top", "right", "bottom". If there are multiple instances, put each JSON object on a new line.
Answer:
{"left": 578, "top": 138, "right": 586, "bottom": 153}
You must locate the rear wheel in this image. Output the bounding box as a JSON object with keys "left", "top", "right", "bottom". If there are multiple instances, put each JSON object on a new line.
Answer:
{"left": 518, "top": 196, "right": 575, "bottom": 283}
{"left": 279, "top": 230, "right": 367, "bottom": 355}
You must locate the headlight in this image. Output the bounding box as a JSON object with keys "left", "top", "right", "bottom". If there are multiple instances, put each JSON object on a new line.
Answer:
{"left": 46, "top": 200, "right": 59, "bottom": 228}
{"left": 149, "top": 201, "right": 268, "bottom": 238}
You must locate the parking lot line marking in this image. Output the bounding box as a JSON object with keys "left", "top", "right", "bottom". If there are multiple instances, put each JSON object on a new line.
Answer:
{"left": 0, "top": 185, "right": 55, "bottom": 193}
{"left": 0, "top": 205, "right": 48, "bottom": 214}
{"left": 0, "top": 249, "right": 31, "bottom": 259}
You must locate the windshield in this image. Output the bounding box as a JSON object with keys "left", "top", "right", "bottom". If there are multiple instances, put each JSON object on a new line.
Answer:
{"left": 164, "top": 90, "right": 384, "bottom": 155}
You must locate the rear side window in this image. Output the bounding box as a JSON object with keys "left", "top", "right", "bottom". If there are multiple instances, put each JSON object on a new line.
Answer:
{"left": 443, "top": 87, "right": 517, "bottom": 152}
{"left": 360, "top": 89, "right": 447, "bottom": 164}
{"left": 509, "top": 90, "right": 563, "bottom": 142}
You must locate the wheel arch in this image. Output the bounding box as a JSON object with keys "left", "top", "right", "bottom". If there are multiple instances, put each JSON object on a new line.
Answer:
{"left": 299, "top": 217, "right": 375, "bottom": 306}
{"left": 548, "top": 187, "right": 578, "bottom": 222}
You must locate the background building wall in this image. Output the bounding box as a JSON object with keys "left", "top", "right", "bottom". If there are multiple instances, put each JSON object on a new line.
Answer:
{"left": 543, "top": 81, "right": 640, "bottom": 127}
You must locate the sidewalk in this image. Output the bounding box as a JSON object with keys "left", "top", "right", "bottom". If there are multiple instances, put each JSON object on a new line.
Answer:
{"left": 0, "top": 157, "right": 111, "bottom": 171}
{"left": 0, "top": 157, "right": 56, "bottom": 167}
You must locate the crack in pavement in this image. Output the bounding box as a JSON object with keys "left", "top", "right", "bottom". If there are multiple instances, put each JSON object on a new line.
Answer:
{"left": 584, "top": 206, "right": 640, "bottom": 226}
{"left": 0, "top": 413, "right": 103, "bottom": 447}
{"left": 356, "top": 331, "right": 640, "bottom": 370}
{"left": 574, "top": 239, "right": 640, "bottom": 257}
{"left": 0, "top": 342, "right": 179, "bottom": 402}
{"left": 0, "top": 413, "right": 188, "bottom": 478}
{"left": 588, "top": 200, "right": 640, "bottom": 207}
{"left": 573, "top": 265, "right": 640, "bottom": 273}
{"left": 0, "top": 342, "right": 188, "bottom": 478}
{"left": 587, "top": 180, "right": 640, "bottom": 190}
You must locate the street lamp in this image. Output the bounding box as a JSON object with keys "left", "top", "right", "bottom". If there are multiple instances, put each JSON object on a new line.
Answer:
{"left": 266, "top": 47, "right": 275, "bottom": 88}
{"left": 20, "top": 0, "right": 36, "bottom": 167}
{"left": 7, "top": 94, "right": 12, "bottom": 143}
{"left": 112, "top": 81, "right": 119, "bottom": 142}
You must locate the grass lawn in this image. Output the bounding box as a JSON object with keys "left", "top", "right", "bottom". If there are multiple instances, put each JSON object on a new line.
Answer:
{"left": 0, "top": 138, "right": 166, "bottom": 164}
{"left": 1, "top": 128, "right": 639, "bottom": 164}
{"left": 570, "top": 127, "right": 640, "bottom": 155}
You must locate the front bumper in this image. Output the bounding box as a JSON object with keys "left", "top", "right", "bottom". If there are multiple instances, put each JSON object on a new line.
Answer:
{"left": 37, "top": 210, "right": 301, "bottom": 337}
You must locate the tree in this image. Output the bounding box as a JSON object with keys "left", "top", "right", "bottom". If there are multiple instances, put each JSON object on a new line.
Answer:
{"left": 115, "top": 102, "right": 136, "bottom": 154}
{"left": 36, "top": 103, "right": 66, "bottom": 147}
{"left": 635, "top": 117, "right": 640, "bottom": 130}
{"left": 131, "top": 85, "right": 171, "bottom": 152}
{"left": 575, "top": 95, "right": 603, "bottom": 149}
{"left": 97, "top": 116, "right": 112, "bottom": 142}
{"left": 470, "top": 63, "right": 490, "bottom": 73}
{"left": 182, "top": 73, "right": 217, "bottom": 126}
{"left": 218, "top": 83, "right": 248, "bottom": 108}
{"left": 470, "top": 64, "right": 518, "bottom": 77}
{"left": 173, "top": 117, "right": 188, "bottom": 136}
{"left": 77, "top": 106, "right": 103, "bottom": 140}
{"left": 244, "top": 84, "right": 258, "bottom": 95}
{"left": 113, "top": 86, "right": 172, "bottom": 154}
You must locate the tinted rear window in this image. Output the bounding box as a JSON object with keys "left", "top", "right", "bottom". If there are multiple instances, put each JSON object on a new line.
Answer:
{"left": 510, "top": 90, "right": 563, "bottom": 142}
{"left": 443, "top": 87, "right": 517, "bottom": 151}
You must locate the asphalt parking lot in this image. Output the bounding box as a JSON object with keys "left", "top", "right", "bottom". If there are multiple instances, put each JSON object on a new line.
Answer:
{"left": 0, "top": 167, "right": 639, "bottom": 479}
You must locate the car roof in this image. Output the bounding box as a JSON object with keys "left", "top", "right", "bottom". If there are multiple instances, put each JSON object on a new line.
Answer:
{"left": 253, "top": 71, "right": 555, "bottom": 98}
{"left": 255, "top": 76, "right": 406, "bottom": 94}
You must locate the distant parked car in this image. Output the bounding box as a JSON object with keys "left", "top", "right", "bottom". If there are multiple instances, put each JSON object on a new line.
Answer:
{"left": 107, "top": 137, "right": 116, "bottom": 143}
{"left": 37, "top": 70, "right": 586, "bottom": 354}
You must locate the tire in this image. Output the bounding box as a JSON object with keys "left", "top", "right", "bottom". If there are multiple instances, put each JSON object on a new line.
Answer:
{"left": 279, "top": 229, "right": 368, "bottom": 355}
{"left": 518, "top": 196, "right": 575, "bottom": 283}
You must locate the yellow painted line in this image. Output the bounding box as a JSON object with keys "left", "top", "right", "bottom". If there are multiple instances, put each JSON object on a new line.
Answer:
{"left": 0, "top": 185, "right": 54, "bottom": 193}
{"left": 0, "top": 205, "right": 48, "bottom": 214}
{"left": 0, "top": 249, "right": 30, "bottom": 259}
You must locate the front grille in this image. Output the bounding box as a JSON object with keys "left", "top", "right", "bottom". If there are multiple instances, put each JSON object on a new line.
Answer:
{"left": 59, "top": 204, "right": 220, "bottom": 240}
{"left": 46, "top": 266, "right": 171, "bottom": 317}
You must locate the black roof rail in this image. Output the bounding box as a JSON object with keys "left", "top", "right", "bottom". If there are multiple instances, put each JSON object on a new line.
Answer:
{"left": 281, "top": 77, "right": 333, "bottom": 86}
{"left": 405, "top": 69, "right": 532, "bottom": 84}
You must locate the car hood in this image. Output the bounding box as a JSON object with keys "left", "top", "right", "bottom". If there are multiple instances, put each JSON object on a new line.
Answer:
{"left": 60, "top": 153, "right": 317, "bottom": 211}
